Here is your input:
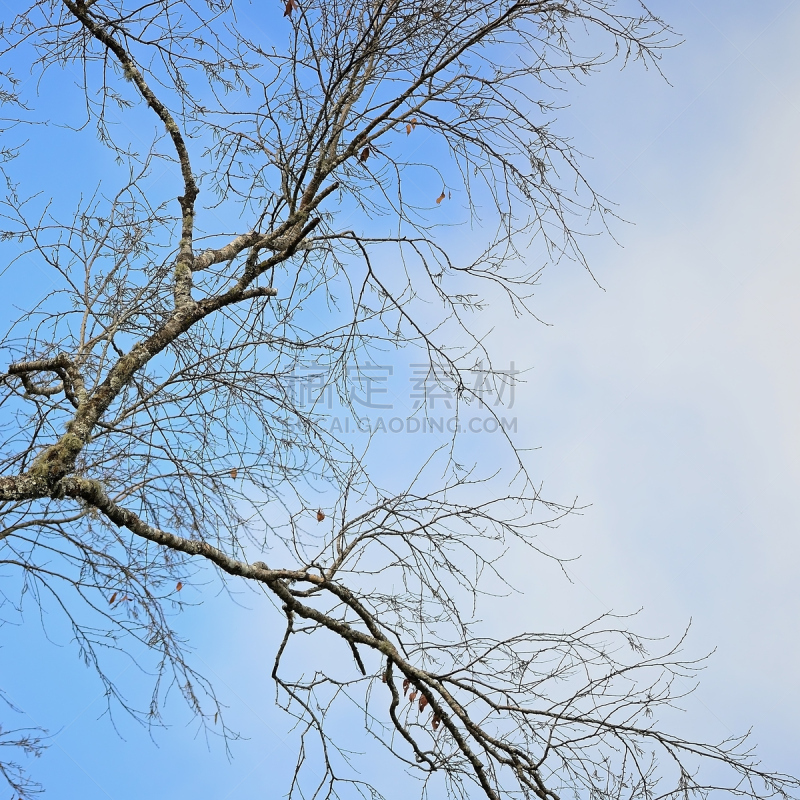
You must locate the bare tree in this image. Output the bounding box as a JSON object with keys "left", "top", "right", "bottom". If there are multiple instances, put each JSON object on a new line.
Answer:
{"left": 0, "top": 1, "right": 796, "bottom": 798}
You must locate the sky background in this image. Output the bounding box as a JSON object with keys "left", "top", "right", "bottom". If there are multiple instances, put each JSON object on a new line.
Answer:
{"left": 1, "top": 0, "right": 799, "bottom": 797}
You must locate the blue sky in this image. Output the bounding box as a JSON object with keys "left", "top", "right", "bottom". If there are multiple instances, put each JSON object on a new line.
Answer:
{"left": 1, "top": 1, "right": 799, "bottom": 797}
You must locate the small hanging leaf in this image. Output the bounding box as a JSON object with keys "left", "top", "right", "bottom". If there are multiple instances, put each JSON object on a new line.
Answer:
{"left": 419, "top": 695, "right": 428, "bottom": 712}
{"left": 214, "top": 712, "right": 219, "bottom": 725}
{"left": 108, "top": 592, "right": 117, "bottom": 605}
{"left": 436, "top": 190, "right": 446, "bottom": 204}
{"left": 359, "top": 146, "right": 371, "bottom": 162}
{"left": 284, "top": 0, "right": 299, "bottom": 16}
{"left": 402, "top": 678, "right": 410, "bottom": 696}
{"left": 408, "top": 690, "right": 418, "bottom": 703}
{"left": 405, "top": 118, "right": 418, "bottom": 135}
{"left": 432, "top": 714, "right": 441, "bottom": 731}
{"left": 176, "top": 581, "right": 183, "bottom": 592}
{"left": 316, "top": 509, "right": 325, "bottom": 522}
{"left": 230, "top": 468, "right": 238, "bottom": 479}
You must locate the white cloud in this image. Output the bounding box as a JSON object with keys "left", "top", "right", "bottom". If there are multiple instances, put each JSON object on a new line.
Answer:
{"left": 493, "top": 0, "right": 800, "bottom": 773}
